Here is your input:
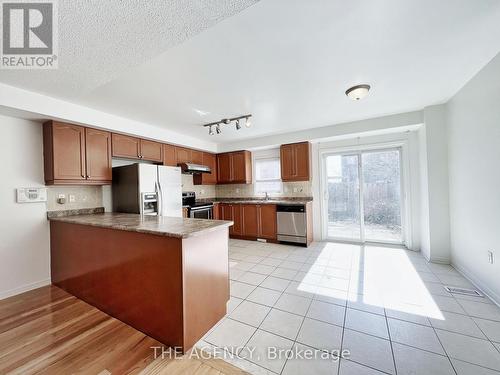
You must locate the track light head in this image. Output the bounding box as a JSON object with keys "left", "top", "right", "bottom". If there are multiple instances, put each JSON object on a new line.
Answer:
{"left": 208, "top": 126, "right": 214, "bottom": 136}
{"left": 216, "top": 124, "right": 221, "bottom": 134}
{"left": 245, "top": 117, "right": 252, "bottom": 128}
{"left": 235, "top": 119, "right": 241, "bottom": 130}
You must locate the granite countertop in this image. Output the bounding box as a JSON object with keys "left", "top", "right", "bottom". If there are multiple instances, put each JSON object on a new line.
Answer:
{"left": 197, "top": 197, "right": 313, "bottom": 205}
{"left": 49, "top": 213, "right": 233, "bottom": 239}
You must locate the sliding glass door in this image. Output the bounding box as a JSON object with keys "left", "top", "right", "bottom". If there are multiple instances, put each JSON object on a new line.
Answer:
{"left": 323, "top": 148, "right": 404, "bottom": 244}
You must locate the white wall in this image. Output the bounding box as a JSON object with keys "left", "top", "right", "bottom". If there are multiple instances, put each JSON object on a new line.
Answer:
{"left": 0, "top": 115, "right": 51, "bottom": 299}
{"left": 420, "top": 105, "right": 451, "bottom": 263}
{"left": 447, "top": 52, "right": 500, "bottom": 302}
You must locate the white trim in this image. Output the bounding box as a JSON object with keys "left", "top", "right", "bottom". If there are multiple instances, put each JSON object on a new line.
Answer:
{"left": 452, "top": 261, "right": 500, "bottom": 308}
{"left": 319, "top": 140, "right": 412, "bottom": 247}
{"left": 0, "top": 278, "right": 51, "bottom": 301}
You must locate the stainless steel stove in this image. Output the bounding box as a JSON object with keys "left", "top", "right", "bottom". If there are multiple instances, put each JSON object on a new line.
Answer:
{"left": 182, "top": 192, "right": 214, "bottom": 219}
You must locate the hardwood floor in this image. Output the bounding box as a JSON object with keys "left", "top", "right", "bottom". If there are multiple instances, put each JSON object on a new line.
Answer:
{"left": 0, "top": 285, "right": 248, "bottom": 375}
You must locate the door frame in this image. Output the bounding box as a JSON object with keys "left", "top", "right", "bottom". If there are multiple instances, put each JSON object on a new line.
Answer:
{"left": 319, "top": 140, "right": 412, "bottom": 248}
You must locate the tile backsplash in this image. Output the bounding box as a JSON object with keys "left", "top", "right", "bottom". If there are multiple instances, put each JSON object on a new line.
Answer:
{"left": 46, "top": 186, "right": 103, "bottom": 211}
{"left": 216, "top": 181, "right": 312, "bottom": 198}
{"left": 181, "top": 174, "right": 216, "bottom": 198}
{"left": 46, "top": 177, "right": 309, "bottom": 212}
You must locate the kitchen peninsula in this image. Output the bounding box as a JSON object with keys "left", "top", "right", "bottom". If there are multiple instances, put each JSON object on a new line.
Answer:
{"left": 48, "top": 213, "right": 232, "bottom": 352}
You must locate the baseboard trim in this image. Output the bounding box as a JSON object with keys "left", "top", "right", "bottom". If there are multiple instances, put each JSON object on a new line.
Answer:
{"left": 0, "top": 278, "right": 51, "bottom": 301}
{"left": 429, "top": 255, "right": 450, "bottom": 265}
{"left": 452, "top": 261, "right": 500, "bottom": 308}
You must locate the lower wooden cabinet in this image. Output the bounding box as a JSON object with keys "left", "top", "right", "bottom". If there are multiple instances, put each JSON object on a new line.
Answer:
{"left": 259, "top": 204, "right": 277, "bottom": 240}
{"left": 220, "top": 203, "right": 242, "bottom": 236}
{"left": 221, "top": 203, "right": 277, "bottom": 240}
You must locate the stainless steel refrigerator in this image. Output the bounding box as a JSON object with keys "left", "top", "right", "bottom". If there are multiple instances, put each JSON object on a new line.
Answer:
{"left": 112, "top": 163, "right": 182, "bottom": 217}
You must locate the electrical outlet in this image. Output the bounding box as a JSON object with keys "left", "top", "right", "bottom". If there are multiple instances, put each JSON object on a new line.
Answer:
{"left": 488, "top": 251, "right": 494, "bottom": 264}
{"left": 69, "top": 194, "right": 76, "bottom": 203}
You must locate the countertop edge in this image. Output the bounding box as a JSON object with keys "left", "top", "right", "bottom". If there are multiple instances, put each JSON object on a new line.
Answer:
{"left": 49, "top": 215, "right": 233, "bottom": 239}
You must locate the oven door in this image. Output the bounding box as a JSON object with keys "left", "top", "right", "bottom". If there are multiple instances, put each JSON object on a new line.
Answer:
{"left": 189, "top": 206, "right": 213, "bottom": 219}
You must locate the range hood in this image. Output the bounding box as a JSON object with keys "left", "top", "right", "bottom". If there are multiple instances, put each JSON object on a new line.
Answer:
{"left": 178, "top": 163, "right": 211, "bottom": 174}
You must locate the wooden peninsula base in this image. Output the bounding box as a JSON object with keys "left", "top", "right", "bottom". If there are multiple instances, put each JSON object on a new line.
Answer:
{"left": 50, "top": 218, "right": 230, "bottom": 353}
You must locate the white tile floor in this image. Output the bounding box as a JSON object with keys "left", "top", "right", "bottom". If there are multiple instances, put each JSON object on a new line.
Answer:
{"left": 197, "top": 240, "right": 500, "bottom": 375}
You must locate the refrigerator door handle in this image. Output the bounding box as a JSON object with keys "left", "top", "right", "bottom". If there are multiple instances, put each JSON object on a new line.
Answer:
{"left": 156, "top": 181, "right": 162, "bottom": 216}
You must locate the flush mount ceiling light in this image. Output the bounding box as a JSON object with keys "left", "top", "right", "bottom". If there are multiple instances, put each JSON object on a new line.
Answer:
{"left": 202, "top": 114, "right": 252, "bottom": 135}
{"left": 346, "top": 84, "right": 371, "bottom": 101}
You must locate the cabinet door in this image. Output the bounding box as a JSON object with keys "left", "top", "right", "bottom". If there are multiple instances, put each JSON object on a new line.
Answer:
{"left": 191, "top": 150, "right": 203, "bottom": 165}
{"left": 175, "top": 147, "right": 192, "bottom": 164}
{"left": 85, "top": 128, "right": 112, "bottom": 181}
{"left": 112, "top": 134, "right": 140, "bottom": 159}
{"left": 212, "top": 203, "right": 220, "bottom": 220}
{"left": 242, "top": 205, "right": 260, "bottom": 237}
{"left": 259, "top": 204, "right": 277, "bottom": 240}
{"left": 221, "top": 204, "right": 234, "bottom": 235}
{"left": 280, "top": 144, "right": 295, "bottom": 181}
{"left": 232, "top": 151, "right": 251, "bottom": 183}
{"left": 193, "top": 152, "right": 217, "bottom": 185}
{"left": 140, "top": 139, "right": 163, "bottom": 162}
{"left": 217, "top": 153, "right": 232, "bottom": 183}
{"left": 163, "top": 144, "right": 176, "bottom": 166}
{"left": 294, "top": 142, "right": 310, "bottom": 181}
{"left": 52, "top": 122, "right": 86, "bottom": 181}
{"left": 232, "top": 204, "right": 243, "bottom": 235}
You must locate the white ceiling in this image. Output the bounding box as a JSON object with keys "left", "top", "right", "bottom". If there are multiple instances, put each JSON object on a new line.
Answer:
{"left": 2, "top": 0, "right": 500, "bottom": 144}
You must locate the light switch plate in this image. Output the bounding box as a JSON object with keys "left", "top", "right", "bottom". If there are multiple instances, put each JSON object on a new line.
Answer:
{"left": 16, "top": 188, "right": 47, "bottom": 203}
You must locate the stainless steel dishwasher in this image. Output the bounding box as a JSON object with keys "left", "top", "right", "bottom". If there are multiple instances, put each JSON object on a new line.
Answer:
{"left": 277, "top": 204, "right": 307, "bottom": 245}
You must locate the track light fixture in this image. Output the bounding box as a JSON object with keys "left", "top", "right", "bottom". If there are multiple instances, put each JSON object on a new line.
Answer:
{"left": 202, "top": 114, "right": 252, "bottom": 135}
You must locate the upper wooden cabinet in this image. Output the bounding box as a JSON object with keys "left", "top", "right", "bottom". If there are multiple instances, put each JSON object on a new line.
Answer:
{"left": 85, "top": 128, "right": 112, "bottom": 181}
{"left": 112, "top": 134, "right": 163, "bottom": 162}
{"left": 175, "top": 147, "right": 192, "bottom": 164}
{"left": 111, "top": 134, "right": 140, "bottom": 159}
{"left": 43, "top": 121, "right": 111, "bottom": 185}
{"left": 139, "top": 139, "right": 163, "bottom": 162}
{"left": 216, "top": 151, "right": 252, "bottom": 184}
{"left": 193, "top": 152, "right": 217, "bottom": 185}
{"left": 163, "top": 144, "right": 176, "bottom": 166}
{"left": 191, "top": 150, "right": 203, "bottom": 165}
{"left": 280, "top": 142, "right": 311, "bottom": 182}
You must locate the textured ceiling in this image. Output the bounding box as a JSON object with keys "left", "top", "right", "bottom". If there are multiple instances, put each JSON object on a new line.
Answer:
{"left": 1, "top": 0, "right": 500, "bottom": 144}
{"left": 0, "top": 0, "right": 259, "bottom": 98}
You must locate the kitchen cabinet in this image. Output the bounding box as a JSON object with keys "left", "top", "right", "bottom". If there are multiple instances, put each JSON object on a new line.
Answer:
{"left": 259, "top": 204, "right": 277, "bottom": 240}
{"left": 140, "top": 139, "right": 163, "bottom": 162}
{"left": 221, "top": 203, "right": 242, "bottom": 236}
{"left": 163, "top": 144, "right": 176, "bottom": 166}
{"left": 242, "top": 205, "right": 260, "bottom": 238}
{"left": 193, "top": 152, "right": 217, "bottom": 185}
{"left": 85, "top": 128, "right": 112, "bottom": 181}
{"left": 242, "top": 204, "right": 277, "bottom": 240}
{"left": 191, "top": 150, "right": 203, "bottom": 165}
{"left": 175, "top": 147, "right": 192, "bottom": 164}
{"left": 112, "top": 134, "right": 163, "bottom": 162}
{"left": 280, "top": 142, "right": 310, "bottom": 182}
{"left": 216, "top": 151, "right": 252, "bottom": 184}
{"left": 212, "top": 203, "right": 220, "bottom": 220}
{"left": 112, "top": 134, "right": 141, "bottom": 159}
{"left": 43, "top": 121, "right": 111, "bottom": 185}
